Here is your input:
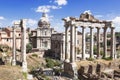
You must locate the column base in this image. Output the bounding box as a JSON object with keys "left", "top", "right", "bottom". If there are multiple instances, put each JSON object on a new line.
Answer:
{"left": 22, "top": 61, "right": 27, "bottom": 72}
{"left": 64, "top": 62, "right": 78, "bottom": 79}
{"left": 12, "top": 59, "right": 16, "bottom": 66}
{"left": 70, "top": 62, "right": 78, "bottom": 79}
{"left": 114, "top": 54, "right": 117, "bottom": 59}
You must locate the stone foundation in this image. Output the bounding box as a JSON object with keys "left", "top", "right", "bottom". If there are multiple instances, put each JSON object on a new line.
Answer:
{"left": 64, "top": 59, "right": 120, "bottom": 80}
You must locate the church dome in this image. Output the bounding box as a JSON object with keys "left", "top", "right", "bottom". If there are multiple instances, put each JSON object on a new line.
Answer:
{"left": 38, "top": 13, "right": 50, "bottom": 27}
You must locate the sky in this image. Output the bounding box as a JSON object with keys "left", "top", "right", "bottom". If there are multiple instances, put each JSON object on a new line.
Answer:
{"left": 0, "top": 0, "right": 120, "bottom": 32}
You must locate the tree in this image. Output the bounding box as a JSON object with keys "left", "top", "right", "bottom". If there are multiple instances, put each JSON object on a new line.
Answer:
{"left": 26, "top": 43, "right": 32, "bottom": 53}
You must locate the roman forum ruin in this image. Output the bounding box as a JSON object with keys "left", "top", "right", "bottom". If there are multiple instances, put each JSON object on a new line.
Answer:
{"left": 12, "top": 19, "right": 27, "bottom": 72}
{"left": 62, "top": 11, "right": 117, "bottom": 78}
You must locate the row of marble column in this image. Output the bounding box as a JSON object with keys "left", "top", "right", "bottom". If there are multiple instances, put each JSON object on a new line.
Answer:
{"left": 65, "top": 25, "right": 116, "bottom": 63}
{"left": 12, "top": 19, "right": 27, "bottom": 72}
{"left": 65, "top": 25, "right": 78, "bottom": 63}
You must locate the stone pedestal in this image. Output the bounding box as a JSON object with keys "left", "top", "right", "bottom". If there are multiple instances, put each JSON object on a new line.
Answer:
{"left": 64, "top": 62, "right": 78, "bottom": 79}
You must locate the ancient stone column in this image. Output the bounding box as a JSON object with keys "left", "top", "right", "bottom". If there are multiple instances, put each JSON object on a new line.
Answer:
{"left": 114, "top": 37, "right": 117, "bottom": 59}
{"left": 103, "top": 27, "right": 107, "bottom": 58}
{"left": 82, "top": 26, "right": 86, "bottom": 60}
{"left": 12, "top": 25, "right": 16, "bottom": 66}
{"left": 63, "top": 41, "right": 65, "bottom": 60}
{"left": 37, "top": 29, "right": 40, "bottom": 49}
{"left": 74, "top": 26, "right": 77, "bottom": 61}
{"left": 37, "top": 39, "right": 40, "bottom": 49}
{"left": 110, "top": 27, "right": 115, "bottom": 59}
{"left": 97, "top": 27, "right": 100, "bottom": 59}
{"left": 21, "top": 19, "right": 27, "bottom": 72}
{"left": 60, "top": 41, "right": 63, "bottom": 60}
{"left": 70, "top": 25, "right": 75, "bottom": 63}
{"left": 65, "top": 26, "right": 69, "bottom": 62}
{"left": 90, "top": 27, "right": 94, "bottom": 58}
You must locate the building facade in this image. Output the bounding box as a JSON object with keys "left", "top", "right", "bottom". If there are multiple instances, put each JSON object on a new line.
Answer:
{"left": 0, "top": 27, "right": 29, "bottom": 49}
{"left": 30, "top": 13, "right": 56, "bottom": 51}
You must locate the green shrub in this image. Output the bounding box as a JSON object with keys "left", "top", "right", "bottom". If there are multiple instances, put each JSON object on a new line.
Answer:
{"left": 45, "top": 58, "right": 61, "bottom": 68}
{"left": 100, "top": 50, "right": 104, "bottom": 55}
{"left": 46, "top": 61, "right": 54, "bottom": 68}
{"left": 0, "top": 44, "right": 11, "bottom": 52}
{"left": 54, "top": 60, "right": 61, "bottom": 66}
{"left": 102, "top": 57, "right": 112, "bottom": 60}
{"left": 45, "top": 58, "right": 54, "bottom": 68}
{"left": 87, "top": 57, "right": 94, "bottom": 61}
{"left": 31, "top": 54, "right": 38, "bottom": 57}
{"left": 93, "top": 46, "right": 97, "bottom": 55}
{"left": 26, "top": 43, "right": 32, "bottom": 53}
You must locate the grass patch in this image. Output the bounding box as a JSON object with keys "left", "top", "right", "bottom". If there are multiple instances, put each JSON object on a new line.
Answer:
{"left": 31, "top": 54, "right": 38, "bottom": 57}
{"left": 102, "top": 57, "right": 112, "bottom": 60}
{"left": 23, "top": 72, "right": 27, "bottom": 79}
{"left": 87, "top": 58, "right": 94, "bottom": 61}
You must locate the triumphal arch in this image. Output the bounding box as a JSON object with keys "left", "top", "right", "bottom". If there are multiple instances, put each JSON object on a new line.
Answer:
{"left": 62, "top": 12, "right": 116, "bottom": 79}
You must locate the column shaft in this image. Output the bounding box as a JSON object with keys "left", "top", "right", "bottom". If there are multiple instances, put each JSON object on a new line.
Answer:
{"left": 37, "top": 38, "right": 40, "bottom": 49}
{"left": 12, "top": 26, "right": 16, "bottom": 65}
{"left": 21, "top": 19, "right": 27, "bottom": 72}
{"left": 82, "top": 26, "right": 86, "bottom": 60}
{"left": 70, "top": 26, "right": 75, "bottom": 62}
{"left": 74, "top": 27, "right": 77, "bottom": 61}
{"left": 65, "top": 26, "right": 69, "bottom": 62}
{"left": 97, "top": 27, "right": 100, "bottom": 59}
{"left": 110, "top": 27, "right": 115, "bottom": 59}
{"left": 90, "top": 27, "right": 94, "bottom": 58}
{"left": 60, "top": 42, "right": 63, "bottom": 60}
{"left": 103, "top": 28, "right": 107, "bottom": 58}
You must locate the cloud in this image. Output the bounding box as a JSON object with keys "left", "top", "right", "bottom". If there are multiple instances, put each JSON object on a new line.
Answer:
{"left": 49, "top": 0, "right": 52, "bottom": 3}
{"left": 11, "top": 20, "right": 20, "bottom": 25}
{"left": 54, "top": 0, "right": 67, "bottom": 6}
{"left": 27, "top": 19, "right": 37, "bottom": 28}
{"left": 0, "top": 16, "right": 5, "bottom": 20}
{"left": 36, "top": 5, "right": 61, "bottom": 13}
{"left": 95, "top": 15, "right": 103, "bottom": 18}
{"left": 11, "top": 19, "right": 37, "bottom": 28}
{"left": 112, "top": 16, "right": 120, "bottom": 31}
{"left": 51, "top": 18, "right": 64, "bottom": 32}
{"left": 48, "top": 15, "right": 54, "bottom": 21}
{"left": 84, "top": 10, "right": 92, "bottom": 14}
{"left": 112, "top": 17, "right": 120, "bottom": 24}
